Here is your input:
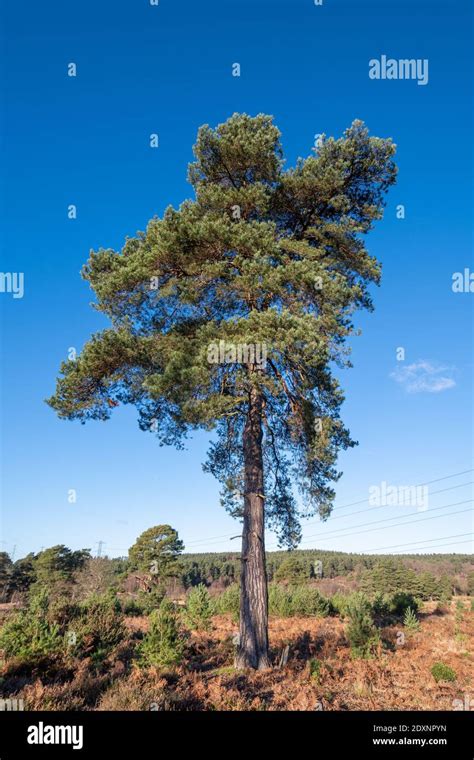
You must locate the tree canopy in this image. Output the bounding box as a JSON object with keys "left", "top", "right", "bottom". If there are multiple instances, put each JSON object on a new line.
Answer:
{"left": 34, "top": 545, "right": 91, "bottom": 586}
{"left": 47, "top": 113, "right": 397, "bottom": 550}
{"left": 128, "top": 525, "right": 184, "bottom": 579}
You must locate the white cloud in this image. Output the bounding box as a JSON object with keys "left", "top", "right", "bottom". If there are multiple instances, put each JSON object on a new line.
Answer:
{"left": 390, "top": 360, "right": 456, "bottom": 394}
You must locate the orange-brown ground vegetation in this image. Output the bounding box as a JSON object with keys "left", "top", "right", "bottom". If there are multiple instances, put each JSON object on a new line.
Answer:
{"left": 2, "top": 598, "right": 472, "bottom": 712}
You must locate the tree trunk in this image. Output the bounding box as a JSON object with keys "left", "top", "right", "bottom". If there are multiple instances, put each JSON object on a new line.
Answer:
{"left": 235, "top": 386, "right": 271, "bottom": 670}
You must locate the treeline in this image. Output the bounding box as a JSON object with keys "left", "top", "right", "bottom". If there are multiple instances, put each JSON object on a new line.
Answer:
{"left": 0, "top": 547, "right": 126, "bottom": 603}
{"left": 1, "top": 544, "right": 472, "bottom": 604}
{"left": 181, "top": 550, "right": 473, "bottom": 592}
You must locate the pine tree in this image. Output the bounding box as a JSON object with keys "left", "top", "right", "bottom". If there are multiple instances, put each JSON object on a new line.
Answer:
{"left": 417, "top": 571, "right": 438, "bottom": 600}
{"left": 34, "top": 545, "right": 90, "bottom": 588}
{"left": 345, "top": 592, "right": 380, "bottom": 658}
{"left": 185, "top": 583, "right": 213, "bottom": 631}
{"left": 47, "top": 113, "right": 396, "bottom": 668}
{"left": 403, "top": 606, "right": 420, "bottom": 632}
{"left": 128, "top": 525, "right": 184, "bottom": 584}
{"left": 274, "top": 556, "right": 307, "bottom": 583}
{"left": 138, "top": 598, "right": 184, "bottom": 669}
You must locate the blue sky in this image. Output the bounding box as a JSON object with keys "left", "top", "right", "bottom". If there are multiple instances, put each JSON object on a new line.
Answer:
{"left": 1, "top": 0, "right": 473, "bottom": 560}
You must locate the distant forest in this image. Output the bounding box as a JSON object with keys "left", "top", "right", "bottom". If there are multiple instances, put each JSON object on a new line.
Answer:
{"left": 1, "top": 546, "right": 473, "bottom": 604}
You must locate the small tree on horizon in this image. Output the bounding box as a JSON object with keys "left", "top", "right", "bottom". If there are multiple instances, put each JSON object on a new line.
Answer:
{"left": 47, "top": 113, "right": 396, "bottom": 669}
{"left": 34, "top": 545, "right": 91, "bottom": 589}
{"left": 128, "top": 525, "right": 184, "bottom": 588}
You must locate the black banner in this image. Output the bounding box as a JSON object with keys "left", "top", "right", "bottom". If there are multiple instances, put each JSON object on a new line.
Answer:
{"left": 0, "top": 711, "right": 472, "bottom": 758}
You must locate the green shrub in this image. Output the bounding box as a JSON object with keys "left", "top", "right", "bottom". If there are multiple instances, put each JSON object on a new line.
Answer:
{"left": 390, "top": 592, "right": 419, "bottom": 617}
{"left": 267, "top": 584, "right": 331, "bottom": 617}
{"left": 136, "top": 588, "right": 166, "bottom": 615}
{"left": 371, "top": 592, "right": 392, "bottom": 618}
{"left": 274, "top": 557, "right": 308, "bottom": 583}
{"left": 0, "top": 613, "right": 61, "bottom": 660}
{"left": 309, "top": 658, "right": 323, "bottom": 682}
{"left": 121, "top": 597, "right": 144, "bottom": 617}
{"left": 0, "top": 589, "right": 62, "bottom": 661}
{"left": 455, "top": 600, "right": 464, "bottom": 623}
{"left": 138, "top": 599, "right": 184, "bottom": 669}
{"left": 288, "top": 586, "right": 331, "bottom": 617}
{"left": 403, "top": 606, "right": 420, "bottom": 632}
{"left": 47, "top": 596, "right": 81, "bottom": 627}
{"left": 212, "top": 584, "right": 240, "bottom": 622}
{"left": 345, "top": 593, "right": 379, "bottom": 658}
{"left": 431, "top": 662, "right": 456, "bottom": 683}
{"left": 268, "top": 584, "right": 293, "bottom": 617}
{"left": 117, "top": 588, "right": 164, "bottom": 617}
{"left": 333, "top": 591, "right": 373, "bottom": 618}
{"left": 330, "top": 592, "right": 350, "bottom": 617}
{"left": 67, "top": 595, "right": 125, "bottom": 662}
{"left": 184, "top": 584, "right": 212, "bottom": 631}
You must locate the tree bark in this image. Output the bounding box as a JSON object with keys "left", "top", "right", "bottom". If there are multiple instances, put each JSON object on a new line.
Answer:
{"left": 235, "top": 385, "right": 271, "bottom": 670}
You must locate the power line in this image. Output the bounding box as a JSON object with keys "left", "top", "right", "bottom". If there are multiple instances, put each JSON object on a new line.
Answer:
{"left": 5, "top": 469, "right": 471, "bottom": 560}
{"left": 299, "top": 481, "right": 473, "bottom": 527}
{"left": 186, "top": 475, "right": 474, "bottom": 546}
{"left": 390, "top": 539, "right": 473, "bottom": 554}
{"left": 268, "top": 498, "right": 473, "bottom": 548}
{"left": 122, "top": 497, "right": 474, "bottom": 557}
{"left": 320, "top": 468, "right": 474, "bottom": 516}
{"left": 360, "top": 532, "right": 473, "bottom": 554}
{"left": 183, "top": 468, "right": 473, "bottom": 549}
{"left": 279, "top": 506, "right": 473, "bottom": 549}
{"left": 186, "top": 536, "right": 237, "bottom": 547}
